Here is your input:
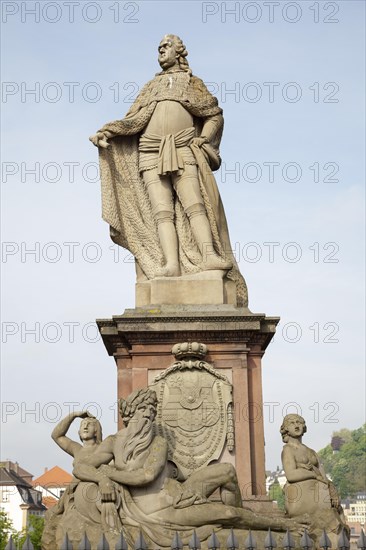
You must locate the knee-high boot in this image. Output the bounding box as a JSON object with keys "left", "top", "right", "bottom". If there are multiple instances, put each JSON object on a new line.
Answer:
{"left": 188, "top": 210, "right": 232, "bottom": 270}
{"left": 155, "top": 216, "right": 180, "bottom": 277}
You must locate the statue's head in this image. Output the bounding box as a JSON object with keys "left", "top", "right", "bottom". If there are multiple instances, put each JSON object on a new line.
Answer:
{"left": 118, "top": 388, "right": 158, "bottom": 462}
{"left": 119, "top": 388, "right": 158, "bottom": 427}
{"left": 280, "top": 414, "right": 307, "bottom": 442}
{"left": 78, "top": 417, "right": 103, "bottom": 444}
{"left": 158, "top": 35, "right": 191, "bottom": 74}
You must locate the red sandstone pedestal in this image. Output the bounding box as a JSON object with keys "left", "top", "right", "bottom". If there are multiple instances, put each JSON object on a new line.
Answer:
{"left": 97, "top": 305, "right": 279, "bottom": 502}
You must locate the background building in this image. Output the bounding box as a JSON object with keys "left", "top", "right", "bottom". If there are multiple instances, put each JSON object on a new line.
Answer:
{"left": 0, "top": 460, "right": 46, "bottom": 531}
{"left": 342, "top": 492, "right": 366, "bottom": 532}
{"left": 33, "top": 466, "right": 73, "bottom": 509}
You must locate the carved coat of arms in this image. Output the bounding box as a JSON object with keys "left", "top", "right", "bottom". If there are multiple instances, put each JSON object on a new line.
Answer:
{"left": 150, "top": 344, "right": 234, "bottom": 479}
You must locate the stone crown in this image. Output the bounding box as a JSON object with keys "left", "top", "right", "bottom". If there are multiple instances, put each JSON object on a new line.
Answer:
{"left": 171, "top": 342, "right": 207, "bottom": 360}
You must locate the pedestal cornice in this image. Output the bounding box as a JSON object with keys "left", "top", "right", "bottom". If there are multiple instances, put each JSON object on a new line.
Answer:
{"left": 97, "top": 306, "right": 280, "bottom": 357}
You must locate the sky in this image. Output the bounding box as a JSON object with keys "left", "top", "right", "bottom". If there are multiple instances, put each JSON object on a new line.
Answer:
{"left": 1, "top": 0, "right": 365, "bottom": 482}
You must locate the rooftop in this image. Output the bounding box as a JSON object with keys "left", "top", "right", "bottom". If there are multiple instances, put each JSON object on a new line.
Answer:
{"left": 0, "top": 460, "right": 33, "bottom": 483}
{"left": 33, "top": 466, "right": 72, "bottom": 488}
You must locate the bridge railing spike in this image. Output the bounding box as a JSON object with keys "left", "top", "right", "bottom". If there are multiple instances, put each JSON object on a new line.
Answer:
{"left": 134, "top": 531, "right": 148, "bottom": 550}
{"left": 244, "top": 529, "right": 257, "bottom": 550}
{"left": 79, "top": 531, "right": 92, "bottom": 550}
{"left": 21, "top": 535, "right": 35, "bottom": 550}
{"left": 115, "top": 531, "right": 128, "bottom": 550}
{"left": 226, "top": 528, "right": 239, "bottom": 550}
{"left": 208, "top": 530, "right": 220, "bottom": 550}
{"left": 189, "top": 530, "right": 201, "bottom": 550}
{"left": 337, "top": 527, "right": 350, "bottom": 550}
{"left": 97, "top": 533, "right": 110, "bottom": 550}
{"left": 5, "top": 535, "right": 16, "bottom": 550}
{"left": 60, "top": 532, "right": 73, "bottom": 550}
{"left": 357, "top": 529, "right": 366, "bottom": 550}
{"left": 319, "top": 529, "right": 332, "bottom": 550}
{"left": 300, "top": 528, "right": 314, "bottom": 550}
{"left": 171, "top": 531, "right": 183, "bottom": 550}
{"left": 282, "top": 529, "right": 295, "bottom": 550}
{"left": 264, "top": 528, "right": 277, "bottom": 550}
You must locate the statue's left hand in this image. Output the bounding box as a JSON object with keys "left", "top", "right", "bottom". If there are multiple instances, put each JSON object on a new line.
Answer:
{"left": 190, "top": 137, "right": 208, "bottom": 148}
{"left": 99, "top": 477, "right": 116, "bottom": 502}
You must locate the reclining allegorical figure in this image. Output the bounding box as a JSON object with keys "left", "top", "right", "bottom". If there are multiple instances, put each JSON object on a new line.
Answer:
{"left": 44, "top": 388, "right": 306, "bottom": 549}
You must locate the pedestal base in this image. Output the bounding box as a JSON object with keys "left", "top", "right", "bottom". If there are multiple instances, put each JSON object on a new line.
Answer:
{"left": 97, "top": 305, "right": 279, "bottom": 498}
{"left": 136, "top": 270, "right": 237, "bottom": 306}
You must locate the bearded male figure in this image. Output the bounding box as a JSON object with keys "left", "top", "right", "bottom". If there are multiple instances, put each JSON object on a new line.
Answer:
{"left": 90, "top": 35, "right": 247, "bottom": 306}
{"left": 70, "top": 388, "right": 305, "bottom": 548}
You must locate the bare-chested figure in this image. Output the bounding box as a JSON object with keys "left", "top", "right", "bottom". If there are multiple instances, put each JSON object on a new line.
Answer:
{"left": 50, "top": 411, "right": 103, "bottom": 514}
{"left": 280, "top": 414, "right": 347, "bottom": 530}
{"left": 42, "top": 411, "right": 104, "bottom": 547}
{"left": 52, "top": 411, "right": 102, "bottom": 462}
{"left": 72, "top": 389, "right": 302, "bottom": 539}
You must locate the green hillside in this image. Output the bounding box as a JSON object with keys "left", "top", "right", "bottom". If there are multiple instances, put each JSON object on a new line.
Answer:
{"left": 318, "top": 424, "right": 366, "bottom": 498}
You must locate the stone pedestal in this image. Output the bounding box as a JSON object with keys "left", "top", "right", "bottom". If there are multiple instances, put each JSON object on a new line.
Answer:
{"left": 136, "top": 270, "right": 237, "bottom": 307}
{"left": 97, "top": 305, "right": 279, "bottom": 499}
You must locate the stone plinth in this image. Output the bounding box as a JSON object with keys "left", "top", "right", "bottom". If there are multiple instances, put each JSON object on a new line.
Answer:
{"left": 136, "top": 270, "right": 237, "bottom": 307}
{"left": 97, "top": 306, "right": 279, "bottom": 499}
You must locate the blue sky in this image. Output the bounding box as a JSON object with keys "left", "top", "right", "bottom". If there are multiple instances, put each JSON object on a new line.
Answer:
{"left": 1, "top": 1, "right": 365, "bottom": 479}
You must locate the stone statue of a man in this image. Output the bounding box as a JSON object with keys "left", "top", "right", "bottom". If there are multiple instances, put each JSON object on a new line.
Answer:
{"left": 90, "top": 35, "right": 247, "bottom": 305}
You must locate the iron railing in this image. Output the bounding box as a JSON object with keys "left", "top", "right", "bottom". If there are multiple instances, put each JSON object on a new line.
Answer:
{"left": 5, "top": 527, "right": 365, "bottom": 550}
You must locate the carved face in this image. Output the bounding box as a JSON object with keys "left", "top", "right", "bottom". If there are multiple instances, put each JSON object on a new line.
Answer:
{"left": 158, "top": 37, "right": 178, "bottom": 70}
{"left": 284, "top": 415, "right": 305, "bottom": 438}
{"left": 79, "top": 418, "right": 98, "bottom": 441}
{"left": 130, "top": 402, "right": 156, "bottom": 425}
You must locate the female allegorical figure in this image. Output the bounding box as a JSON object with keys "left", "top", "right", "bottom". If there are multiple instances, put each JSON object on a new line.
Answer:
{"left": 280, "top": 414, "right": 346, "bottom": 532}
{"left": 42, "top": 411, "right": 104, "bottom": 548}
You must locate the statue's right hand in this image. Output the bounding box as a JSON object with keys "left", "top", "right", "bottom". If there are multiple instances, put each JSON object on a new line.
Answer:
{"left": 74, "top": 410, "right": 95, "bottom": 419}
{"left": 89, "top": 131, "right": 110, "bottom": 149}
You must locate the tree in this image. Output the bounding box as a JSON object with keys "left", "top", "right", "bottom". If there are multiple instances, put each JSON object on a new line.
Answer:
{"left": 332, "top": 429, "right": 353, "bottom": 445}
{"left": 268, "top": 480, "right": 285, "bottom": 511}
{"left": 318, "top": 424, "right": 366, "bottom": 498}
{"left": 0, "top": 510, "right": 15, "bottom": 550}
{"left": 0, "top": 512, "right": 45, "bottom": 550}
{"left": 12, "top": 515, "right": 45, "bottom": 550}
{"left": 27, "top": 515, "right": 44, "bottom": 550}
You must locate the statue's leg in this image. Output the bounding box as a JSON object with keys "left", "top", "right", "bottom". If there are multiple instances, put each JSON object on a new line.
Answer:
{"left": 234, "top": 508, "right": 304, "bottom": 534}
{"left": 142, "top": 169, "right": 180, "bottom": 277}
{"left": 174, "top": 165, "right": 232, "bottom": 270}
{"left": 157, "top": 502, "right": 301, "bottom": 533}
{"left": 182, "top": 463, "right": 242, "bottom": 507}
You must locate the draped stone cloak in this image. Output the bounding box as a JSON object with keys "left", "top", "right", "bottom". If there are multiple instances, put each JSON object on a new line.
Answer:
{"left": 96, "top": 70, "right": 248, "bottom": 306}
